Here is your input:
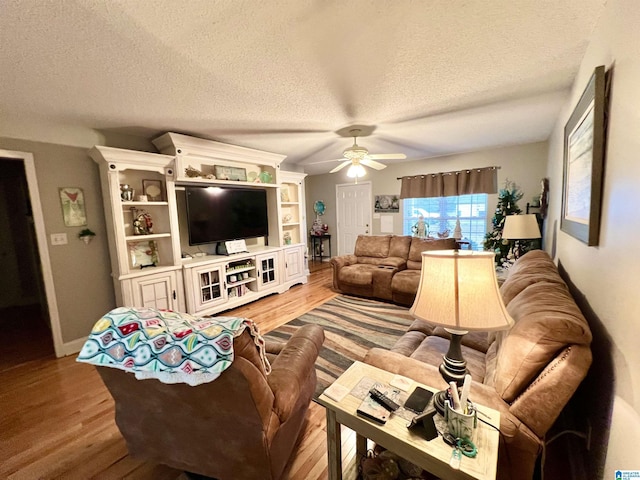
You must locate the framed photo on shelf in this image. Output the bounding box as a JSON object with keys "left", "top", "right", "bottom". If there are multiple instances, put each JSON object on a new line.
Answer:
{"left": 561, "top": 65, "right": 607, "bottom": 246}
{"left": 129, "top": 240, "right": 159, "bottom": 269}
{"left": 214, "top": 165, "right": 247, "bottom": 181}
{"left": 142, "top": 179, "right": 164, "bottom": 201}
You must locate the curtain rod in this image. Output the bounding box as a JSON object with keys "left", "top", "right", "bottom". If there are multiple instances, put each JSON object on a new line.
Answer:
{"left": 396, "top": 165, "right": 501, "bottom": 180}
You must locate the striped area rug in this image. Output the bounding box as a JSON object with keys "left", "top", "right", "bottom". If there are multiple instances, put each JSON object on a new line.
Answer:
{"left": 264, "top": 295, "right": 414, "bottom": 399}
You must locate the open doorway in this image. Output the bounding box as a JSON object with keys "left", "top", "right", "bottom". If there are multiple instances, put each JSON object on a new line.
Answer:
{"left": 0, "top": 158, "right": 54, "bottom": 368}
{"left": 0, "top": 150, "right": 63, "bottom": 367}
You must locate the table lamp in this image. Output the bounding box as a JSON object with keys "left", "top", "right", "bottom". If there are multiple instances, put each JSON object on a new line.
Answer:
{"left": 502, "top": 214, "right": 541, "bottom": 259}
{"left": 410, "top": 250, "right": 514, "bottom": 414}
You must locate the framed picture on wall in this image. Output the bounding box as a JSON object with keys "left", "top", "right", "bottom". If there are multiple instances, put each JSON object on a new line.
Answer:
{"left": 560, "top": 65, "right": 608, "bottom": 246}
{"left": 59, "top": 187, "right": 87, "bottom": 226}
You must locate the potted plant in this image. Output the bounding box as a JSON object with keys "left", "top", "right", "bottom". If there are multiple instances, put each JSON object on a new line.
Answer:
{"left": 78, "top": 228, "right": 96, "bottom": 244}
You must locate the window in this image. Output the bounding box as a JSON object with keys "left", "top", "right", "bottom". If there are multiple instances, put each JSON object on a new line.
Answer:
{"left": 402, "top": 194, "right": 488, "bottom": 250}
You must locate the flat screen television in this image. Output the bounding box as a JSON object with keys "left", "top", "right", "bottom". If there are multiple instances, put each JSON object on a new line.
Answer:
{"left": 185, "top": 186, "right": 269, "bottom": 245}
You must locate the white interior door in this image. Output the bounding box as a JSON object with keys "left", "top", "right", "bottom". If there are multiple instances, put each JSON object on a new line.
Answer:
{"left": 336, "top": 182, "right": 372, "bottom": 255}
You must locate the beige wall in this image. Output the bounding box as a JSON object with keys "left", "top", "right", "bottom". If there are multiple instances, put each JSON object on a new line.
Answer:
{"left": 306, "top": 141, "right": 548, "bottom": 243}
{"left": 0, "top": 137, "right": 115, "bottom": 343}
{"left": 544, "top": 0, "right": 640, "bottom": 474}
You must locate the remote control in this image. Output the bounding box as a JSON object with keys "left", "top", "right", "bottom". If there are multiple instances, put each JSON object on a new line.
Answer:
{"left": 369, "top": 386, "right": 401, "bottom": 412}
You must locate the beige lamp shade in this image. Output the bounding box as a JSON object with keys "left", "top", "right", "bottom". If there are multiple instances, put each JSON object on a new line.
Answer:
{"left": 502, "top": 214, "right": 541, "bottom": 240}
{"left": 409, "top": 250, "right": 514, "bottom": 332}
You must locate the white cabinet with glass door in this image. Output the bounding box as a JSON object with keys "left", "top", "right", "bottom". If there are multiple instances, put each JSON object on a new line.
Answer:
{"left": 256, "top": 251, "right": 281, "bottom": 290}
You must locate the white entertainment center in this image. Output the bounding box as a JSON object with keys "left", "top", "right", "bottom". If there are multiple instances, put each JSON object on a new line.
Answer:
{"left": 90, "top": 132, "right": 308, "bottom": 316}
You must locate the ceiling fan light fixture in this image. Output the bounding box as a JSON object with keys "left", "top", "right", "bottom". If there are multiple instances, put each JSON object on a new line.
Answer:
{"left": 343, "top": 145, "right": 368, "bottom": 161}
{"left": 347, "top": 163, "right": 366, "bottom": 178}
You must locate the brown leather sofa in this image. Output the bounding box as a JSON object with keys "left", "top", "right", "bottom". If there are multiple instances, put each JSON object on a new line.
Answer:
{"left": 364, "top": 250, "right": 592, "bottom": 480}
{"left": 97, "top": 324, "right": 324, "bottom": 480}
{"left": 331, "top": 235, "right": 457, "bottom": 305}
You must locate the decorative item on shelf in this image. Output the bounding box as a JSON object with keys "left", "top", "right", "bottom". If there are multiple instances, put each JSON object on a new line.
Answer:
{"left": 311, "top": 218, "right": 326, "bottom": 236}
{"left": 258, "top": 170, "right": 273, "bottom": 184}
{"left": 185, "top": 165, "right": 202, "bottom": 177}
{"left": 119, "top": 184, "right": 134, "bottom": 202}
{"left": 283, "top": 231, "right": 292, "bottom": 245}
{"left": 281, "top": 188, "right": 290, "bottom": 202}
{"left": 185, "top": 165, "right": 216, "bottom": 180}
{"left": 136, "top": 195, "right": 148, "bottom": 202}
{"left": 78, "top": 228, "right": 96, "bottom": 244}
{"left": 129, "top": 240, "right": 159, "bottom": 269}
{"left": 142, "top": 179, "right": 164, "bottom": 201}
{"left": 282, "top": 213, "right": 293, "bottom": 224}
{"left": 131, "top": 207, "right": 153, "bottom": 235}
{"left": 215, "top": 165, "right": 247, "bottom": 182}
{"left": 410, "top": 250, "right": 514, "bottom": 415}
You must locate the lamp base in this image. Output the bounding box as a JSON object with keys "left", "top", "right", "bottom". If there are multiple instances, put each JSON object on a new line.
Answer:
{"left": 433, "top": 389, "right": 448, "bottom": 416}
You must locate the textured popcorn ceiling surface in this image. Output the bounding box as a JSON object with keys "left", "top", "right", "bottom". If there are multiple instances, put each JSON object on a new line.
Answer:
{"left": 0, "top": 1, "right": 606, "bottom": 173}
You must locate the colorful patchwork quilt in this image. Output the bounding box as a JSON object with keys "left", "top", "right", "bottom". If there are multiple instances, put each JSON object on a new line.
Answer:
{"left": 77, "top": 307, "right": 270, "bottom": 386}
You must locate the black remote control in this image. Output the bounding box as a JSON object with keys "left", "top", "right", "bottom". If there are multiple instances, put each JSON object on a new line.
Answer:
{"left": 369, "top": 386, "right": 401, "bottom": 412}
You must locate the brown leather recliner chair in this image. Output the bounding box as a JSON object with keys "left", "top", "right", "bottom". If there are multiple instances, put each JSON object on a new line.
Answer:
{"left": 97, "top": 324, "right": 324, "bottom": 480}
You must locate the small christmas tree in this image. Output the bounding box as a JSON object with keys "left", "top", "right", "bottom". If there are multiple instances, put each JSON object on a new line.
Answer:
{"left": 483, "top": 180, "right": 523, "bottom": 266}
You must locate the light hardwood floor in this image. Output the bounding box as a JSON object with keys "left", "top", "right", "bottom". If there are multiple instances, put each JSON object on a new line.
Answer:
{"left": 0, "top": 261, "right": 362, "bottom": 480}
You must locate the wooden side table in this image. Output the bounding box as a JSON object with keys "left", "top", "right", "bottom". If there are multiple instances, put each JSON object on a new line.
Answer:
{"left": 310, "top": 234, "right": 331, "bottom": 261}
{"left": 317, "top": 361, "right": 500, "bottom": 480}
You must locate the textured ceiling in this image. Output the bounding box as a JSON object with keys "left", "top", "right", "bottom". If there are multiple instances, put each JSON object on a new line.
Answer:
{"left": 0, "top": 1, "right": 605, "bottom": 174}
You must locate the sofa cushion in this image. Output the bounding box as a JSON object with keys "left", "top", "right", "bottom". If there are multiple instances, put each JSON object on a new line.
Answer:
{"left": 406, "top": 237, "right": 457, "bottom": 269}
{"left": 354, "top": 235, "right": 391, "bottom": 258}
{"left": 390, "top": 269, "right": 421, "bottom": 295}
{"left": 389, "top": 235, "right": 412, "bottom": 259}
{"left": 493, "top": 280, "right": 592, "bottom": 402}
{"left": 338, "top": 264, "right": 381, "bottom": 286}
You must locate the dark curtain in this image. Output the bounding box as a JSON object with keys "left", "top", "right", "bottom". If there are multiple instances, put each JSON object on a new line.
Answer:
{"left": 399, "top": 166, "right": 499, "bottom": 199}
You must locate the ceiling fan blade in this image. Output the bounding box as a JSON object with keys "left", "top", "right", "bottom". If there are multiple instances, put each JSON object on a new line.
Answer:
{"left": 361, "top": 158, "right": 387, "bottom": 170}
{"left": 330, "top": 161, "right": 352, "bottom": 173}
{"left": 368, "top": 153, "right": 407, "bottom": 160}
{"left": 305, "top": 157, "right": 348, "bottom": 165}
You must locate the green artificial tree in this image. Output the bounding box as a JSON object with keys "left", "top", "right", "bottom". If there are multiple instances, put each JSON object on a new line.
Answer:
{"left": 483, "top": 180, "right": 523, "bottom": 266}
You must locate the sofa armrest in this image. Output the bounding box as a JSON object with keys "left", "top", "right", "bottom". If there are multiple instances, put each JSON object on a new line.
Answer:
{"left": 330, "top": 254, "right": 357, "bottom": 269}
{"left": 267, "top": 324, "right": 324, "bottom": 423}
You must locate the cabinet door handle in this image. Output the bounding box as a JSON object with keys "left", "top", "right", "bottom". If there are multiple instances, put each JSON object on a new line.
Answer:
{"left": 172, "top": 290, "right": 176, "bottom": 300}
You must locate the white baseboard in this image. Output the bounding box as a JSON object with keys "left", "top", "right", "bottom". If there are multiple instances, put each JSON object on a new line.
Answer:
{"left": 58, "top": 336, "right": 87, "bottom": 357}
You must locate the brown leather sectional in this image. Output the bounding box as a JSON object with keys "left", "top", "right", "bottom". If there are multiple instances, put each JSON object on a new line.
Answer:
{"left": 330, "top": 235, "right": 458, "bottom": 306}
{"left": 364, "top": 250, "right": 593, "bottom": 480}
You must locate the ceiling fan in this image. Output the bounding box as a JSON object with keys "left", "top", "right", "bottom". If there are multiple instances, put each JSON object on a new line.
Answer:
{"left": 329, "top": 128, "right": 407, "bottom": 177}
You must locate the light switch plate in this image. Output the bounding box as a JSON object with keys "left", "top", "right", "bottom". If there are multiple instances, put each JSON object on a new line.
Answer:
{"left": 50, "top": 233, "right": 68, "bottom": 245}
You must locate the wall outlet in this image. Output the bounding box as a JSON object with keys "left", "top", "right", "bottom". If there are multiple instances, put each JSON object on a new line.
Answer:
{"left": 50, "top": 233, "right": 68, "bottom": 245}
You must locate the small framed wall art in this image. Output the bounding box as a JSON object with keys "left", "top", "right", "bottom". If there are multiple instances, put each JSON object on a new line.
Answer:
{"left": 59, "top": 187, "right": 87, "bottom": 226}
